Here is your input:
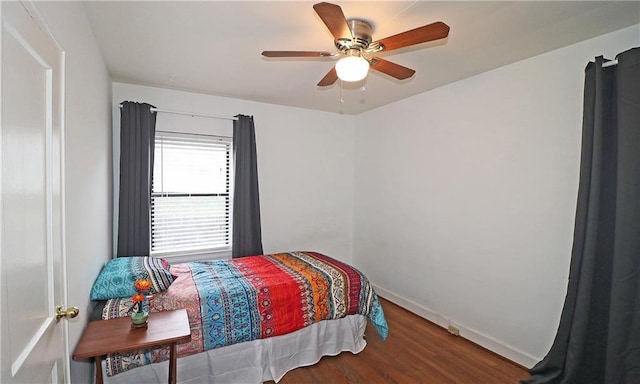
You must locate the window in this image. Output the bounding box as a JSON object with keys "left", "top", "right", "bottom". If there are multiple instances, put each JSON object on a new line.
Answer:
{"left": 151, "top": 132, "right": 232, "bottom": 256}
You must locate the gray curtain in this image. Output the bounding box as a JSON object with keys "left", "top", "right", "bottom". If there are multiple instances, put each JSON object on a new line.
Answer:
{"left": 525, "top": 47, "right": 640, "bottom": 383}
{"left": 117, "top": 101, "right": 156, "bottom": 257}
{"left": 232, "top": 115, "right": 263, "bottom": 258}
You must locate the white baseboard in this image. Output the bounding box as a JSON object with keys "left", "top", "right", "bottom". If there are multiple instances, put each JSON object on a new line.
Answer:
{"left": 372, "top": 284, "right": 539, "bottom": 369}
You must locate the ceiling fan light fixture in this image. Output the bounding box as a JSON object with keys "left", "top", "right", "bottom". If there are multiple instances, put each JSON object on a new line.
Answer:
{"left": 335, "top": 51, "right": 369, "bottom": 82}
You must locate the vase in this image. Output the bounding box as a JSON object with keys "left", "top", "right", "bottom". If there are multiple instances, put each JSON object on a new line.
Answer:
{"left": 131, "top": 310, "right": 149, "bottom": 328}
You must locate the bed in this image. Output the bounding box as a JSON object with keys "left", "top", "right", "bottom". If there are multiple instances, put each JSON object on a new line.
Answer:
{"left": 88, "top": 251, "right": 388, "bottom": 383}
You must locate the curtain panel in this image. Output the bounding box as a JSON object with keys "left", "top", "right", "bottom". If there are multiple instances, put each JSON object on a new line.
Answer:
{"left": 526, "top": 47, "right": 640, "bottom": 383}
{"left": 232, "top": 115, "right": 264, "bottom": 258}
{"left": 117, "top": 101, "right": 156, "bottom": 257}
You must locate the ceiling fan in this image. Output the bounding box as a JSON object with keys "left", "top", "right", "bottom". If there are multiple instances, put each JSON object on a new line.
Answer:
{"left": 262, "top": 2, "right": 450, "bottom": 86}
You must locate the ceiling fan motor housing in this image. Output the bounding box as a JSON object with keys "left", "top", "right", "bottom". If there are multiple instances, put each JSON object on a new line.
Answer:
{"left": 335, "top": 19, "right": 373, "bottom": 52}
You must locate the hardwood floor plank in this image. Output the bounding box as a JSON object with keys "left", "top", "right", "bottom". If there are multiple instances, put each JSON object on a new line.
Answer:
{"left": 271, "top": 298, "right": 529, "bottom": 383}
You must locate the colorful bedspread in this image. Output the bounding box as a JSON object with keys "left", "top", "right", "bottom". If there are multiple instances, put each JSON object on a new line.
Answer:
{"left": 102, "top": 251, "right": 388, "bottom": 376}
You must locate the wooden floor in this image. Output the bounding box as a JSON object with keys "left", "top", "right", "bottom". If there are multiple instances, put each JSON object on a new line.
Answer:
{"left": 272, "top": 298, "right": 529, "bottom": 383}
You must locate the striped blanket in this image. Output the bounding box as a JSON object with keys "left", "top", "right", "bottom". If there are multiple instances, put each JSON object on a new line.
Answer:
{"left": 102, "top": 251, "right": 388, "bottom": 376}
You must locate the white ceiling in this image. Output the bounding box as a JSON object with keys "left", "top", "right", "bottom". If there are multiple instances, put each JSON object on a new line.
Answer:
{"left": 83, "top": 1, "right": 640, "bottom": 115}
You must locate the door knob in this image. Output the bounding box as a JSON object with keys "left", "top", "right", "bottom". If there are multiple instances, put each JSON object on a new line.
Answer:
{"left": 55, "top": 305, "right": 79, "bottom": 320}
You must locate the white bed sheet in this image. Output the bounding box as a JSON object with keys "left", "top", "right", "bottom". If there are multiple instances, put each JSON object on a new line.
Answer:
{"left": 103, "top": 314, "right": 367, "bottom": 384}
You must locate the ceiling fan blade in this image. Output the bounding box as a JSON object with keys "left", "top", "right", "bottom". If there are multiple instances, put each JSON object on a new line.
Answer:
{"left": 262, "top": 51, "right": 334, "bottom": 58}
{"left": 313, "top": 2, "right": 352, "bottom": 40}
{"left": 370, "top": 58, "right": 415, "bottom": 80}
{"left": 317, "top": 67, "right": 338, "bottom": 86}
{"left": 372, "top": 22, "right": 449, "bottom": 52}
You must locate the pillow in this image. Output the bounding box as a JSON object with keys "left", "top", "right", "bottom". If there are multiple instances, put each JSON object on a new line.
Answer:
{"left": 90, "top": 257, "right": 174, "bottom": 300}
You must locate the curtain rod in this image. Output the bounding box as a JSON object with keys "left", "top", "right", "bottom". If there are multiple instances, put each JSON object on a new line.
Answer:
{"left": 602, "top": 59, "right": 618, "bottom": 68}
{"left": 118, "top": 104, "right": 237, "bottom": 121}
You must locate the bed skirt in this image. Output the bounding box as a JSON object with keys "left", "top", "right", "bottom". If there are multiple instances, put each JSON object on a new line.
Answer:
{"left": 103, "top": 314, "right": 367, "bottom": 383}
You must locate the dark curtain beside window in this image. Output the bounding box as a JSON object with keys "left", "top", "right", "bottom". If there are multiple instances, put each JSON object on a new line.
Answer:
{"left": 232, "top": 114, "right": 263, "bottom": 258}
{"left": 117, "top": 101, "right": 156, "bottom": 257}
{"left": 525, "top": 47, "right": 640, "bottom": 383}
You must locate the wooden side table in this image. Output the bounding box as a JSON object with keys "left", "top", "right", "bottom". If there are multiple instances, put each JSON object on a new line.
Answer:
{"left": 73, "top": 308, "right": 191, "bottom": 384}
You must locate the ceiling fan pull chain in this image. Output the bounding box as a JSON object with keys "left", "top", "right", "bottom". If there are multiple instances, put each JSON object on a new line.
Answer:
{"left": 339, "top": 80, "right": 344, "bottom": 103}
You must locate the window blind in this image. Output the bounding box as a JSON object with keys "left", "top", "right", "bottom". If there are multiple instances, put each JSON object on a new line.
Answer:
{"left": 151, "top": 132, "right": 231, "bottom": 254}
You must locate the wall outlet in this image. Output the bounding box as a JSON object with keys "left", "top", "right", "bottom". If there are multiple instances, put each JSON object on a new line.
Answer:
{"left": 447, "top": 325, "right": 460, "bottom": 336}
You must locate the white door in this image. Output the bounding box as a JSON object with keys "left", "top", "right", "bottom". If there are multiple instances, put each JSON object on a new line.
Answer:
{"left": 1, "top": 1, "right": 70, "bottom": 383}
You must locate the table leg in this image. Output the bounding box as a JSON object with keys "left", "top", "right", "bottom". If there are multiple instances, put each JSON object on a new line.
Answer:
{"left": 168, "top": 343, "right": 177, "bottom": 384}
{"left": 94, "top": 356, "right": 103, "bottom": 384}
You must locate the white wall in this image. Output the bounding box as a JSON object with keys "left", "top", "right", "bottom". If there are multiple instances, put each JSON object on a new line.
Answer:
{"left": 35, "top": 2, "right": 112, "bottom": 382}
{"left": 354, "top": 24, "right": 640, "bottom": 367}
{"left": 112, "top": 83, "right": 356, "bottom": 264}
